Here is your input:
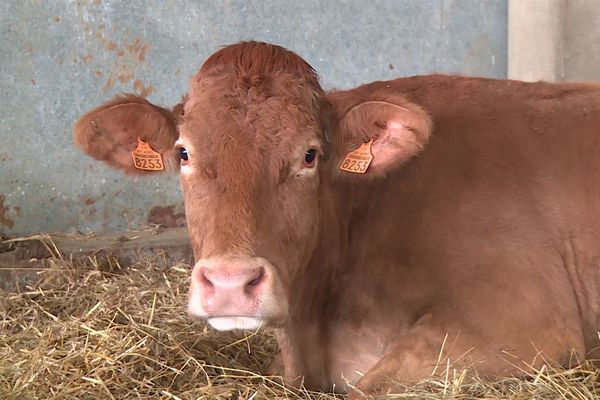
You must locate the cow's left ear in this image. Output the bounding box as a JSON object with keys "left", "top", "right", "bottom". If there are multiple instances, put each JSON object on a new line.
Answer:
{"left": 332, "top": 100, "right": 432, "bottom": 178}
{"left": 74, "top": 94, "right": 181, "bottom": 175}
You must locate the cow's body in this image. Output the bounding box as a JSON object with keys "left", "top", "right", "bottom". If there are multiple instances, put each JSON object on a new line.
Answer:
{"left": 74, "top": 42, "right": 600, "bottom": 396}
{"left": 284, "top": 75, "right": 600, "bottom": 390}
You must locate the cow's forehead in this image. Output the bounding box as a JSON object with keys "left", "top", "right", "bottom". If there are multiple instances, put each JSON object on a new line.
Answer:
{"left": 179, "top": 73, "right": 323, "bottom": 182}
{"left": 185, "top": 72, "right": 322, "bottom": 137}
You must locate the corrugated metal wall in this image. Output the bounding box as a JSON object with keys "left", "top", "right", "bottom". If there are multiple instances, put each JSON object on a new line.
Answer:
{"left": 1, "top": 0, "right": 508, "bottom": 235}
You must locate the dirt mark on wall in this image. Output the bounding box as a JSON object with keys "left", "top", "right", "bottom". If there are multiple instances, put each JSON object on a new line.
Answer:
{"left": 0, "top": 195, "right": 15, "bottom": 229}
{"left": 148, "top": 206, "right": 186, "bottom": 228}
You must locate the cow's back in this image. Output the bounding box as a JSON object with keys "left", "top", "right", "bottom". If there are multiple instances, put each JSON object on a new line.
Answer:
{"left": 335, "top": 75, "right": 600, "bottom": 238}
{"left": 399, "top": 75, "right": 600, "bottom": 231}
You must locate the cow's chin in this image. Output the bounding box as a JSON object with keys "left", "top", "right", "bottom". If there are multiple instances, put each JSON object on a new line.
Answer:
{"left": 207, "top": 316, "right": 265, "bottom": 331}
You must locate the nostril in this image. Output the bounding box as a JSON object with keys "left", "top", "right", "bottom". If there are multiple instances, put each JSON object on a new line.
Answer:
{"left": 247, "top": 269, "right": 264, "bottom": 287}
{"left": 196, "top": 265, "right": 266, "bottom": 296}
{"left": 244, "top": 268, "right": 265, "bottom": 294}
{"left": 199, "top": 269, "right": 214, "bottom": 288}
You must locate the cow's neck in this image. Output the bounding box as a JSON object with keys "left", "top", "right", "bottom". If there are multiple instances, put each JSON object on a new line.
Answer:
{"left": 275, "top": 180, "right": 359, "bottom": 391}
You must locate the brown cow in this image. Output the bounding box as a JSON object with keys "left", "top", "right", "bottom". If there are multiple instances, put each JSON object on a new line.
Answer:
{"left": 74, "top": 41, "right": 600, "bottom": 396}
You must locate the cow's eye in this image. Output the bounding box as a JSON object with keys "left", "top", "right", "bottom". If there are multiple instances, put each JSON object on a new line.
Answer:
{"left": 179, "top": 147, "right": 189, "bottom": 162}
{"left": 304, "top": 149, "right": 317, "bottom": 166}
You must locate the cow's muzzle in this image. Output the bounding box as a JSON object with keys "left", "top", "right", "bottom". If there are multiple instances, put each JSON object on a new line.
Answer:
{"left": 188, "top": 255, "right": 285, "bottom": 330}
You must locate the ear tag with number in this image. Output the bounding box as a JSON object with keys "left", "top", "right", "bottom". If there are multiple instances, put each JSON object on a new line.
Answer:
{"left": 339, "top": 139, "right": 374, "bottom": 174}
{"left": 132, "top": 138, "right": 165, "bottom": 171}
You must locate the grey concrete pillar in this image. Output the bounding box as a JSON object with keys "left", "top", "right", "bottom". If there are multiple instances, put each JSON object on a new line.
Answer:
{"left": 508, "top": 0, "right": 566, "bottom": 82}
{"left": 563, "top": 0, "right": 600, "bottom": 81}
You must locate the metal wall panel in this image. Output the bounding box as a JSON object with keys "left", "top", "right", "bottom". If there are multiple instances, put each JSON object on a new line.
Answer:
{"left": 0, "top": 0, "right": 507, "bottom": 235}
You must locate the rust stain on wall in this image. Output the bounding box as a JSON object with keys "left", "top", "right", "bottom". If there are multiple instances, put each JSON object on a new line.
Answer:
{"left": 77, "top": 13, "right": 154, "bottom": 97}
{"left": 126, "top": 38, "right": 150, "bottom": 62}
{"left": 105, "top": 41, "right": 117, "bottom": 51}
{"left": 98, "top": 35, "right": 153, "bottom": 93}
{"left": 0, "top": 195, "right": 15, "bottom": 229}
{"left": 148, "top": 206, "right": 186, "bottom": 228}
{"left": 118, "top": 70, "right": 134, "bottom": 84}
{"left": 104, "top": 71, "right": 116, "bottom": 90}
{"left": 133, "top": 80, "right": 154, "bottom": 98}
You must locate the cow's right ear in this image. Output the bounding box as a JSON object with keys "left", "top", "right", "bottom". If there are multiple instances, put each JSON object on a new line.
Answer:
{"left": 74, "top": 94, "right": 181, "bottom": 175}
{"left": 330, "top": 98, "right": 432, "bottom": 179}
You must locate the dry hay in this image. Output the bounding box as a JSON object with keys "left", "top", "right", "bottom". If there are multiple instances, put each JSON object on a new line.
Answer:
{"left": 1, "top": 250, "right": 599, "bottom": 399}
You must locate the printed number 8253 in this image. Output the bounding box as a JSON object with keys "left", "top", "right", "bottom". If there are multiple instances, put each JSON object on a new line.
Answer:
{"left": 341, "top": 158, "right": 368, "bottom": 172}
{"left": 134, "top": 157, "right": 163, "bottom": 170}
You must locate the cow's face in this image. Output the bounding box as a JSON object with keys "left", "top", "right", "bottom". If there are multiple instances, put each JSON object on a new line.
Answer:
{"left": 73, "top": 41, "right": 432, "bottom": 331}
{"left": 180, "top": 72, "right": 328, "bottom": 330}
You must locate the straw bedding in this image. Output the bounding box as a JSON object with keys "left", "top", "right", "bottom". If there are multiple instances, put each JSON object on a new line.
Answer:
{"left": 1, "top": 247, "right": 599, "bottom": 399}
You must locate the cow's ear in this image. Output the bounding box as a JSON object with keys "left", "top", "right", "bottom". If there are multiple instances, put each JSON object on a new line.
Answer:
{"left": 332, "top": 100, "right": 432, "bottom": 178}
{"left": 74, "top": 94, "right": 180, "bottom": 175}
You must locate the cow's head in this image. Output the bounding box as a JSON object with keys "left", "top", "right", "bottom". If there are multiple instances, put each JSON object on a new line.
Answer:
{"left": 74, "top": 41, "right": 431, "bottom": 331}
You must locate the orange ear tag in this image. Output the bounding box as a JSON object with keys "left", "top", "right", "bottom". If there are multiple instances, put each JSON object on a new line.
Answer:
{"left": 131, "top": 138, "right": 165, "bottom": 171}
{"left": 339, "top": 139, "right": 374, "bottom": 174}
